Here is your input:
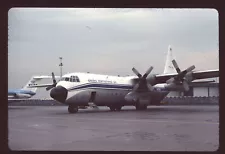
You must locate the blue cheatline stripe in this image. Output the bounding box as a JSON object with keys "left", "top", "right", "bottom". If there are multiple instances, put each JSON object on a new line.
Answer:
{"left": 67, "top": 82, "right": 94, "bottom": 90}
{"left": 66, "top": 83, "right": 169, "bottom": 92}
{"left": 67, "top": 83, "right": 133, "bottom": 91}
{"left": 67, "top": 82, "right": 133, "bottom": 90}
{"left": 68, "top": 87, "right": 131, "bottom": 92}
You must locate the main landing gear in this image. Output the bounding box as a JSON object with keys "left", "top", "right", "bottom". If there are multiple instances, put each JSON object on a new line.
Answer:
{"left": 135, "top": 104, "right": 147, "bottom": 110}
{"left": 68, "top": 104, "right": 78, "bottom": 114}
{"left": 109, "top": 106, "right": 122, "bottom": 111}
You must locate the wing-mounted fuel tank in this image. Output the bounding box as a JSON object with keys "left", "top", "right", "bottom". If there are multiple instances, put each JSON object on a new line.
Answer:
{"left": 124, "top": 91, "right": 139, "bottom": 103}
{"left": 164, "top": 83, "right": 186, "bottom": 91}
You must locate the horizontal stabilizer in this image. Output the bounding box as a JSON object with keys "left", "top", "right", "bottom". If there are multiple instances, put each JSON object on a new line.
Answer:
{"left": 33, "top": 75, "right": 60, "bottom": 79}
{"left": 28, "top": 83, "right": 54, "bottom": 88}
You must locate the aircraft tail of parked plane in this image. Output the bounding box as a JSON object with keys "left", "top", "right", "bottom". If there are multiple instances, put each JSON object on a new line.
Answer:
{"left": 163, "top": 45, "right": 216, "bottom": 83}
{"left": 8, "top": 75, "right": 60, "bottom": 100}
{"left": 20, "top": 77, "right": 38, "bottom": 93}
{"left": 163, "top": 45, "right": 177, "bottom": 74}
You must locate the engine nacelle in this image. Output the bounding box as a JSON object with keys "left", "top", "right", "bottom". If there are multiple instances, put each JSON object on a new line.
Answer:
{"left": 147, "top": 74, "right": 157, "bottom": 85}
{"left": 185, "top": 72, "right": 193, "bottom": 82}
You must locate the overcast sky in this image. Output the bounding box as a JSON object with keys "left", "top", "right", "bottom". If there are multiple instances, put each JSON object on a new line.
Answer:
{"left": 8, "top": 8, "right": 218, "bottom": 98}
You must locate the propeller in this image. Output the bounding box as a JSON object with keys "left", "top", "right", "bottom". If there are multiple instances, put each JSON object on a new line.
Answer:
{"left": 167, "top": 59, "right": 195, "bottom": 91}
{"left": 132, "top": 66, "right": 154, "bottom": 91}
{"left": 46, "top": 72, "right": 57, "bottom": 91}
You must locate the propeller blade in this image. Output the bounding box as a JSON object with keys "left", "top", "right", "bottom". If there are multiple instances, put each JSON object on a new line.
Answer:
{"left": 132, "top": 67, "right": 142, "bottom": 78}
{"left": 166, "top": 77, "right": 175, "bottom": 84}
{"left": 133, "top": 83, "right": 140, "bottom": 91}
{"left": 185, "top": 65, "right": 195, "bottom": 73}
{"left": 183, "top": 80, "right": 190, "bottom": 91}
{"left": 132, "top": 67, "right": 154, "bottom": 92}
{"left": 146, "top": 83, "right": 154, "bottom": 91}
{"left": 52, "top": 72, "right": 57, "bottom": 84}
{"left": 172, "top": 59, "right": 181, "bottom": 73}
{"left": 46, "top": 72, "right": 57, "bottom": 91}
{"left": 142, "top": 66, "right": 153, "bottom": 79}
{"left": 46, "top": 85, "right": 54, "bottom": 91}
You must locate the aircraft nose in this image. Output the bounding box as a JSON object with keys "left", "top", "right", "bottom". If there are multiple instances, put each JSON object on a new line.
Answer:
{"left": 50, "top": 86, "right": 68, "bottom": 103}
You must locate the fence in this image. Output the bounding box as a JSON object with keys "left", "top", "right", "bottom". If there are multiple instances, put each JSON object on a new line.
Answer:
{"left": 161, "top": 96, "right": 219, "bottom": 105}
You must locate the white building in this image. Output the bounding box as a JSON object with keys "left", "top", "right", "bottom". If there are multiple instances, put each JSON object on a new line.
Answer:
{"left": 191, "top": 83, "right": 219, "bottom": 97}
{"left": 167, "top": 80, "right": 219, "bottom": 97}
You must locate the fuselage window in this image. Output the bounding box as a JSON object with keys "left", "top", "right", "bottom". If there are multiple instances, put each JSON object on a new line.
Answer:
{"left": 65, "top": 77, "right": 69, "bottom": 81}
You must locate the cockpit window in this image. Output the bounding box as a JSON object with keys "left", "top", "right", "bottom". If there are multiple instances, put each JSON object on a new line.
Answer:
{"left": 59, "top": 76, "right": 80, "bottom": 82}
{"left": 71, "top": 76, "right": 75, "bottom": 82}
{"left": 75, "top": 76, "right": 80, "bottom": 82}
{"left": 68, "top": 76, "right": 80, "bottom": 82}
{"left": 70, "top": 77, "right": 73, "bottom": 82}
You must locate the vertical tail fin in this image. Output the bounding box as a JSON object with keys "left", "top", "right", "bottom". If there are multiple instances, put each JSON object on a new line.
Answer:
{"left": 163, "top": 45, "right": 177, "bottom": 74}
{"left": 21, "top": 76, "right": 38, "bottom": 93}
{"left": 21, "top": 75, "right": 55, "bottom": 92}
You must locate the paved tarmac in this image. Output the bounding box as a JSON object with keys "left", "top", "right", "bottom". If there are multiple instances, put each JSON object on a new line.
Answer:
{"left": 8, "top": 105, "right": 219, "bottom": 151}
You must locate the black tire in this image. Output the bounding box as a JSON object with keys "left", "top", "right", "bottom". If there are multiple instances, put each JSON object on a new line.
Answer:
{"left": 135, "top": 105, "right": 141, "bottom": 110}
{"left": 141, "top": 104, "right": 147, "bottom": 110}
{"left": 68, "top": 105, "right": 78, "bottom": 114}
{"left": 109, "top": 106, "right": 116, "bottom": 111}
{"left": 135, "top": 103, "right": 140, "bottom": 110}
{"left": 135, "top": 104, "right": 147, "bottom": 110}
{"left": 115, "top": 106, "right": 122, "bottom": 111}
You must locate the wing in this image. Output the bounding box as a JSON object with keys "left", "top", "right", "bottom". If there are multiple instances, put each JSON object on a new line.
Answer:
{"left": 154, "top": 69, "right": 219, "bottom": 84}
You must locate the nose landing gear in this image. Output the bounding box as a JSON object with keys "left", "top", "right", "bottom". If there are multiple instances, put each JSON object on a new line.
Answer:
{"left": 68, "top": 104, "right": 78, "bottom": 114}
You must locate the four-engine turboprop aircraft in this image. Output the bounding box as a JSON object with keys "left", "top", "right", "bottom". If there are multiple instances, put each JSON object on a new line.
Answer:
{"left": 28, "top": 46, "right": 219, "bottom": 113}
